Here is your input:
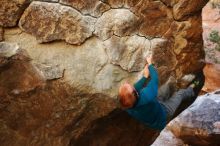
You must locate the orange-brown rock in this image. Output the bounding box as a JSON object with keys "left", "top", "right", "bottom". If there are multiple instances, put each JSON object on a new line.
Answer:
{"left": 60, "top": 0, "right": 110, "bottom": 17}
{"left": 203, "top": 63, "right": 220, "bottom": 92}
{"left": 176, "top": 15, "right": 205, "bottom": 77}
{"left": 160, "top": 0, "right": 178, "bottom": 6}
{"left": 0, "top": 0, "right": 31, "bottom": 27}
{"left": 99, "top": 0, "right": 142, "bottom": 8}
{"left": 133, "top": 0, "right": 173, "bottom": 37}
{"left": 160, "top": 0, "right": 209, "bottom": 20}
{"left": 0, "top": 27, "right": 3, "bottom": 41}
{"left": 173, "top": 0, "right": 209, "bottom": 20}
{"left": 0, "top": 42, "right": 45, "bottom": 94}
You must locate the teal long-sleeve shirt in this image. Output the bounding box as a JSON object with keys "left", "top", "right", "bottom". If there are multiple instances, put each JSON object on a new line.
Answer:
{"left": 126, "top": 64, "right": 167, "bottom": 131}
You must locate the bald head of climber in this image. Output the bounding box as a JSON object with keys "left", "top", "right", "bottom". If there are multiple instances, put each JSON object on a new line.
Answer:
{"left": 118, "top": 83, "right": 138, "bottom": 109}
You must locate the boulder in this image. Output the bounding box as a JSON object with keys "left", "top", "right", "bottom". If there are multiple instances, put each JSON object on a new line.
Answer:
{"left": 19, "top": 1, "right": 96, "bottom": 45}
{"left": 0, "top": 0, "right": 31, "bottom": 27}
{"left": 0, "top": 42, "right": 159, "bottom": 146}
{"left": 0, "top": 0, "right": 213, "bottom": 145}
{"left": 152, "top": 90, "right": 220, "bottom": 146}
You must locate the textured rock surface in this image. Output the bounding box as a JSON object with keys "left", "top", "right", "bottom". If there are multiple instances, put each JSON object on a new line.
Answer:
{"left": 0, "top": 42, "right": 19, "bottom": 58}
{"left": 17, "top": 0, "right": 207, "bottom": 85}
{"left": 4, "top": 28, "right": 136, "bottom": 96}
{"left": 104, "top": 35, "right": 165, "bottom": 72}
{"left": 152, "top": 90, "right": 220, "bottom": 146}
{"left": 133, "top": 0, "right": 173, "bottom": 37}
{"left": 160, "top": 0, "right": 209, "bottom": 20}
{"left": 94, "top": 9, "right": 139, "bottom": 40}
{"left": 202, "top": 2, "right": 220, "bottom": 93}
{"left": 172, "top": 0, "right": 209, "bottom": 20}
{"left": 202, "top": 2, "right": 220, "bottom": 64}
{"left": 19, "top": 1, "right": 96, "bottom": 45}
{"left": 0, "top": 42, "right": 159, "bottom": 146}
{"left": 60, "top": 0, "right": 110, "bottom": 17}
{"left": 71, "top": 109, "right": 159, "bottom": 146}
{"left": 203, "top": 63, "right": 220, "bottom": 92}
{"left": 0, "top": 0, "right": 211, "bottom": 145}
{"left": 0, "top": 0, "right": 31, "bottom": 27}
{"left": 0, "top": 27, "right": 3, "bottom": 41}
{"left": 0, "top": 42, "right": 45, "bottom": 94}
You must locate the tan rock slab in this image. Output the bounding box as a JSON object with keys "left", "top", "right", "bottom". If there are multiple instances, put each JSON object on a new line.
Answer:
{"left": 104, "top": 35, "right": 165, "bottom": 72}
{"left": 94, "top": 9, "right": 140, "bottom": 40}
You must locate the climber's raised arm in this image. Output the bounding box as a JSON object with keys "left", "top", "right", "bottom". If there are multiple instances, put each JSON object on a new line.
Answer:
{"left": 133, "top": 57, "right": 151, "bottom": 92}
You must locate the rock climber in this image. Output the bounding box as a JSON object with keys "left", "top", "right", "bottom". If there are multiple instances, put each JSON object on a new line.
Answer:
{"left": 118, "top": 55, "right": 204, "bottom": 131}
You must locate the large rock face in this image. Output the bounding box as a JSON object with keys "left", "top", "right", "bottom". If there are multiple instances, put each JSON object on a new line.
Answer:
{"left": 0, "top": 42, "right": 159, "bottom": 146}
{"left": 16, "top": 0, "right": 207, "bottom": 86}
{"left": 152, "top": 90, "right": 220, "bottom": 146}
{"left": 0, "top": 0, "right": 210, "bottom": 145}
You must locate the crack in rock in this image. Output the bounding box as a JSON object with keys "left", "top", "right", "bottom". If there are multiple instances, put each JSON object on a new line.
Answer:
{"left": 103, "top": 35, "right": 166, "bottom": 72}
{"left": 94, "top": 8, "right": 140, "bottom": 40}
{"left": 60, "top": 0, "right": 111, "bottom": 17}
